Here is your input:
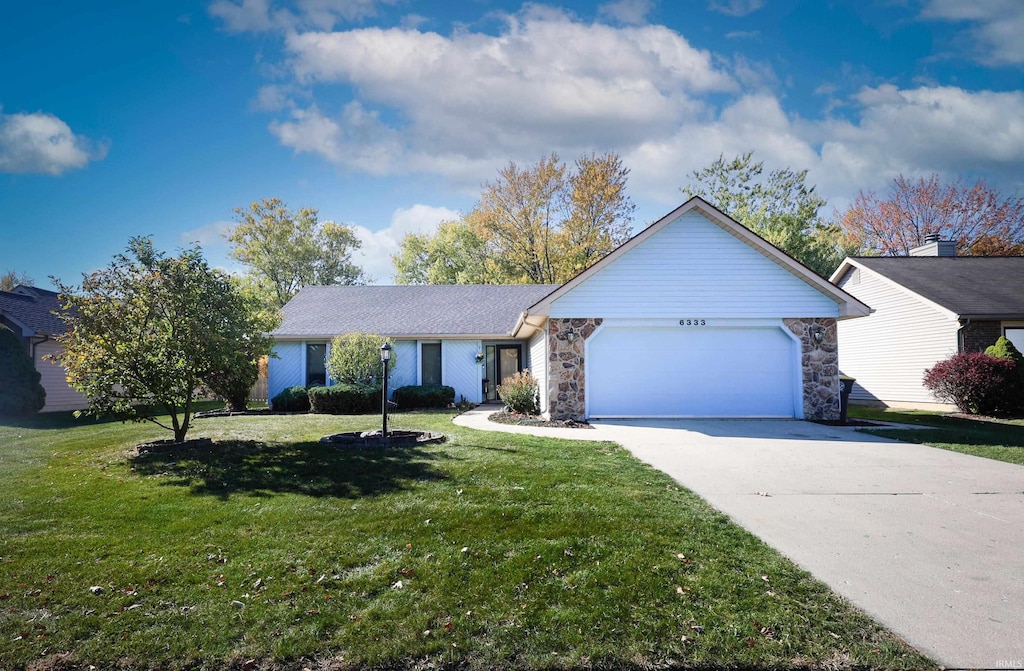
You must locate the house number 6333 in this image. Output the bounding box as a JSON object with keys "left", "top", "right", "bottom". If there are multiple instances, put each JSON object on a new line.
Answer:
{"left": 679, "top": 319, "right": 707, "bottom": 326}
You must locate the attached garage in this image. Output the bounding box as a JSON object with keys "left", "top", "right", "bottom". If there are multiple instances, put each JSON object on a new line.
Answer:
{"left": 512, "top": 197, "right": 872, "bottom": 422}
{"left": 586, "top": 322, "right": 800, "bottom": 418}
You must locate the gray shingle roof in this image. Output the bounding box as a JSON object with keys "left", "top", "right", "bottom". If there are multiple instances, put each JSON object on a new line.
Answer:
{"left": 0, "top": 286, "right": 71, "bottom": 336}
{"left": 273, "top": 284, "right": 561, "bottom": 338}
{"left": 853, "top": 256, "right": 1024, "bottom": 318}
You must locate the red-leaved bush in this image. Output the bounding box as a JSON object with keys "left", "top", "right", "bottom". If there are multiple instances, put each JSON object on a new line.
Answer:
{"left": 923, "top": 352, "right": 1017, "bottom": 416}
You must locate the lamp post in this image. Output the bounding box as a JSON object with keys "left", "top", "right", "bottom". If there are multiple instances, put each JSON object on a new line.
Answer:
{"left": 380, "top": 342, "right": 392, "bottom": 438}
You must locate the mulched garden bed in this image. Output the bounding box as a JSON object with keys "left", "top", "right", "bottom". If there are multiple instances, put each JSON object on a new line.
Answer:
{"left": 489, "top": 411, "right": 593, "bottom": 429}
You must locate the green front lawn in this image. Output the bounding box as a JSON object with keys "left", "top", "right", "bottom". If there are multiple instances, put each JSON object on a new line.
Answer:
{"left": 849, "top": 406, "right": 1024, "bottom": 465}
{"left": 0, "top": 410, "right": 933, "bottom": 670}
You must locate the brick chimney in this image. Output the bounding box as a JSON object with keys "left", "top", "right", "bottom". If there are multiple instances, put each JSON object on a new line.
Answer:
{"left": 909, "top": 235, "right": 957, "bottom": 257}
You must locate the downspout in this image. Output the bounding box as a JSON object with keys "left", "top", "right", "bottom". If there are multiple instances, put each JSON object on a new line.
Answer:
{"left": 956, "top": 318, "right": 970, "bottom": 353}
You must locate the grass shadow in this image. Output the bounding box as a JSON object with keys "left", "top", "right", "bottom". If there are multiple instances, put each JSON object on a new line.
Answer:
{"left": 129, "top": 438, "right": 448, "bottom": 500}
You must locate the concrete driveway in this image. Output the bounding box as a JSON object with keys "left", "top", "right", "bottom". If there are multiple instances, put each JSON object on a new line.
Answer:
{"left": 454, "top": 410, "right": 1024, "bottom": 669}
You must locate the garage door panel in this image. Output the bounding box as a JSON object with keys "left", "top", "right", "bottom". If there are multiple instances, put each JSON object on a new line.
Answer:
{"left": 587, "top": 326, "right": 797, "bottom": 417}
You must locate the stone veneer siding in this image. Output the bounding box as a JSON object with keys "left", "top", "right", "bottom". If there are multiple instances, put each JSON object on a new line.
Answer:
{"left": 960, "top": 320, "right": 1002, "bottom": 353}
{"left": 784, "top": 318, "right": 840, "bottom": 420}
{"left": 548, "top": 318, "right": 602, "bottom": 421}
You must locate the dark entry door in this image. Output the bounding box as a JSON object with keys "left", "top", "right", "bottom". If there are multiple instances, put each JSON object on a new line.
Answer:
{"left": 485, "top": 344, "right": 522, "bottom": 401}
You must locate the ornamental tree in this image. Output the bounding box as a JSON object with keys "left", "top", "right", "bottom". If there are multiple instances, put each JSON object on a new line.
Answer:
{"left": 53, "top": 237, "right": 277, "bottom": 442}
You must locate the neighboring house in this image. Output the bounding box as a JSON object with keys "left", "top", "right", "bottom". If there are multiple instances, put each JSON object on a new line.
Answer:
{"left": 830, "top": 237, "right": 1024, "bottom": 410}
{"left": 0, "top": 285, "right": 88, "bottom": 413}
{"left": 270, "top": 197, "right": 870, "bottom": 420}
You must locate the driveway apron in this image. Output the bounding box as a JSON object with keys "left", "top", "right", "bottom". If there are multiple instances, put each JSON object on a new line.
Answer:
{"left": 453, "top": 410, "right": 1024, "bottom": 669}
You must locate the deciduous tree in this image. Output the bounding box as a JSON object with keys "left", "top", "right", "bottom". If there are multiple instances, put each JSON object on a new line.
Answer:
{"left": 393, "top": 152, "right": 635, "bottom": 285}
{"left": 1, "top": 270, "right": 34, "bottom": 292}
{"left": 225, "top": 198, "right": 366, "bottom": 308}
{"left": 53, "top": 237, "right": 277, "bottom": 442}
{"left": 681, "top": 152, "right": 859, "bottom": 277}
{"left": 840, "top": 175, "right": 1024, "bottom": 256}
{"left": 327, "top": 333, "right": 396, "bottom": 385}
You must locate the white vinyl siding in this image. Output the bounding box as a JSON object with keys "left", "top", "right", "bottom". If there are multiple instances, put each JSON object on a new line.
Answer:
{"left": 34, "top": 340, "right": 87, "bottom": 413}
{"left": 442, "top": 340, "right": 484, "bottom": 404}
{"left": 836, "top": 267, "right": 960, "bottom": 404}
{"left": 550, "top": 211, "right": 838, "bottom": 319}
{"left": 268, "top": 341, "right": 303, "bottom": 401}
{"left": 390, "top": 340, "right": 417, "bottom": 393}
{"left": 528, "top": 327, "right": 548, "bottom": 414}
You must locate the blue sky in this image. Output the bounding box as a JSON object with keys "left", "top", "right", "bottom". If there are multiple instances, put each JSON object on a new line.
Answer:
{"left": 2, "top": 0, "right": 1022, "bottom": 288}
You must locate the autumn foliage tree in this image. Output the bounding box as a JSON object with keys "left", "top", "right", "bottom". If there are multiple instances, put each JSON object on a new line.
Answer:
{"left": 393, "top": 152, "right": 635, "bottom": 285}
{"left": 54, "top": 238, "right": 278, "bottom": 442}
{"left": 840, "top": 175, "right": 1024, "bottom": 256}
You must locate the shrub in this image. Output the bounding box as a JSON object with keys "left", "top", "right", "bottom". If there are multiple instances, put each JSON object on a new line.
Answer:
{"left": 923, "top": 352, "right": 1016, "bottom": 416}
{"left": 498, "top": 369, "right": 540, "bottom": 415}
{"left": 271, "top": 385, "right": 310, "bottom": 412}
{"left": 308, "top": 383, "right": 381, "bottom": 414}
{"left": 985, "top": 336, "right": 1024, "bottom": 413}
{"left": 0, "top": 325, "right": 46, "bottom": 416}
{"left": 392, "top": 385, "right": 455, "bottom": 409}
{"left": 327, "top": 333, "right": 397, "bottom": 385}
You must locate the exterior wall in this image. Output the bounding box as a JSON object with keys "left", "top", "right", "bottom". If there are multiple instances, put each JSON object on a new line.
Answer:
{"left": 441, "top": 339, "right": 484, "bottom": 404}
{"left": 961, "top": 321, "right": 1002, "bottom": 352}
{"left": 783, "top": 318, "right": 839, "bottom": 420}
{"left": 390, "top": 340, "right": 418, "bottom": 392}
{"left": 33, "top": 340, "right": 88, "bottom": 413}
{"left": 268, "top": 341, "right": 303, "bottom": 401}
{"left": 528, "top": 327, "right": 548, "bottom": 414}
{"left": 547, "top": 318, "right": 602, "bottom": 421}
{"left": 550, "top": 210, "right": 838, "bottom": 319}
{"left": 836, "top": 267, "right": 959, "bottom": 405}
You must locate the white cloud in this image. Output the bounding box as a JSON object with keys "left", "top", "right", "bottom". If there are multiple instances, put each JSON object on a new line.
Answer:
{"left": 269, "top": 102, "right": 406, "bottom": 175}
{"left": 209, "top": 0, "right": 391, "bottom": 32}
{"left": 597, "top": 0, "right": 654, "bottom": 25}
{"left": 350, "top": 204, "right": 460, "bottom": 283}
{"left": 817, "top": 85, "right": 1024, "bottom": 189}
{"left": 180, "top": 219, "right": 233, "bottom": 248}
{"left": 273, "top": 8, "right": 734, "bottom": 176}
{"left": 247, "top": 4, "right": 1024, "bottom": 219}
{"left": 0, "top": 109, "right": 107, "bottom": 176}
{"left": 725, "top": 29, "right": 760, "bottom": 40}
{"left": 921, "top": 0, "right": 1024, "bottom": 65}
{"left": 252, "top": 84, "right": 298, "bottom": 111}
{"left": 622, "top": 85, "right": 1024, "bottom": 213}
{"left": 708, "top": 0, "right": 764, "bottom": 18}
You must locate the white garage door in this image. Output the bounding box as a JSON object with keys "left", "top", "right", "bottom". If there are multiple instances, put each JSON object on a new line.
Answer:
{"left": 587, "top": 325, "right": 799, "bottom": 418}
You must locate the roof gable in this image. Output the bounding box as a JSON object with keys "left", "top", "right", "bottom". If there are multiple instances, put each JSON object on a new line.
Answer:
{"left": 523, "top": 197, "right": 870, "bottom": 323}
{"left": 833, "top": 256, "right": 1024, "bottom": 319}
{"left": 0, "top": 287, "right": 70, "bottom": 337}
{"left": 273, "top": 284, "right": 559, "bottom": 339}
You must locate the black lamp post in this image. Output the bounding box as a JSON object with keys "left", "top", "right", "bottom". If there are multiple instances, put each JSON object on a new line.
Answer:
{"left": 380, "top": 342, "right": 392, "bottom": 437}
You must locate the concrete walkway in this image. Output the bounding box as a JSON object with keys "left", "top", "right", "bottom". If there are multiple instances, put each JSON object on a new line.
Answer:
{"left": 453, "top": 408, "right": 1024, "bottom": 669}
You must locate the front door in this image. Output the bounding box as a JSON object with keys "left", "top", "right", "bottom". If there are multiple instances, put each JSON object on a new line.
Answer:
{"left": 485, "top": 344, "right": 522, "bottom": 401}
